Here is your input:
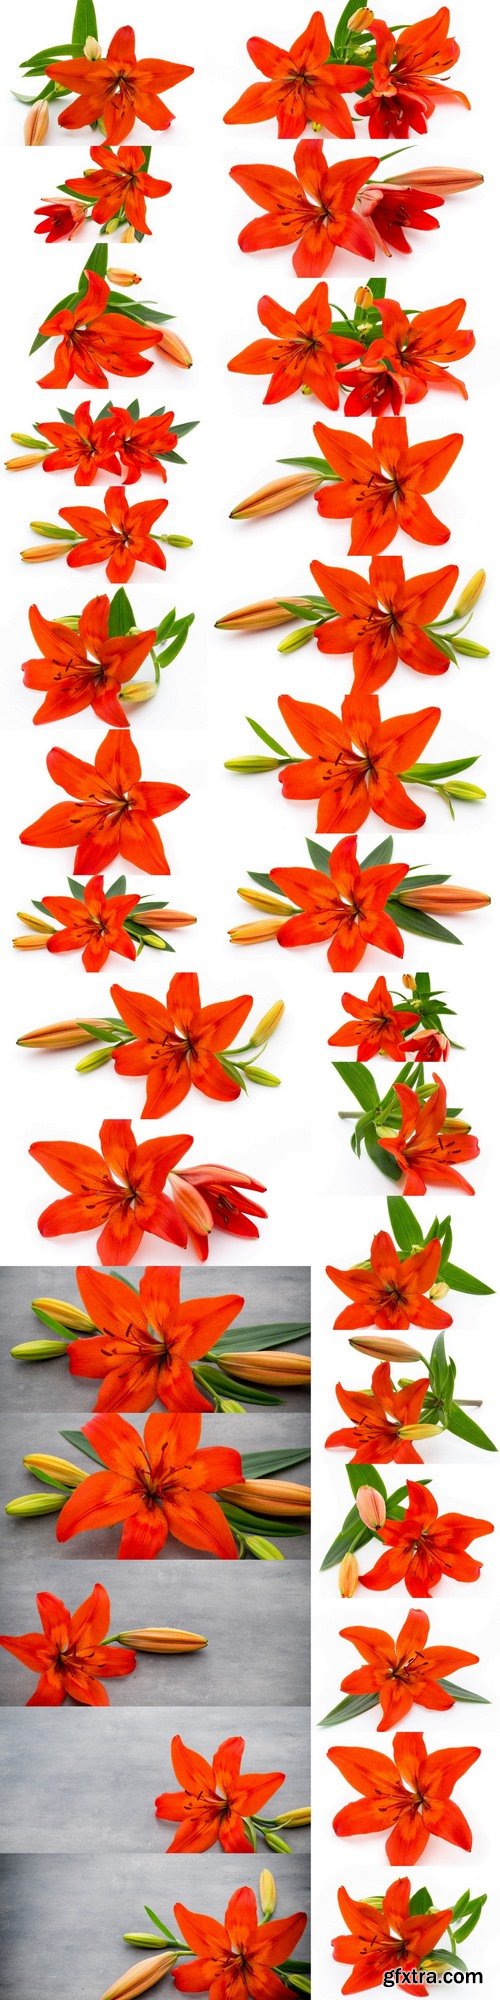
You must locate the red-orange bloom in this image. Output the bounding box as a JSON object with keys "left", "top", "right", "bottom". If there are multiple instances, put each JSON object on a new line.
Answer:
{"left": 30, "top": 1120, "right": 193, "bottom": 1264}
{"left": 22, "top": 594, "right": 156, "bottom": 726}
{"left": 332, "top": 1875, "right": 453, "bottom": 1996}
{"left": 59, "top": 487, "right": 167, "bottom": 582}
{"left": 361, "top": 1478, "right": 494, "bottom": 1597}
{"left": 314, "top": 415, "right": 462, "bottom": 552}
{"left": 379, "top": 1072, "right": 479, "bottom": 1194}
{"left": 228, "top": 282, "right": 363, "bottom": 409}
{"left": 172, "top": 1886, "right": 307, "bottom": 1996}
{"left": 356, "top": 179, "right": 444, "bottom": 256}
{"left": 43, "top": 874, "right": 139, "bottom": 972}
{"left": 33, "top": 400, "right": 120, "bottom": 484}
{"left": 326, "top": 1360, "right": 430, "bottom": 1464}
{"left": 271, "top": 834, "right": 408, "bottom": 974}
{"left": 69, "top": 1264, "right": 244, "bottom": 1413}
{"left": 231, "top": 142, "right": 379, "bottom": 279}
{"left": 311, "top": 554, "right": 459, "bottom": 693}
{"left": 0, "top": 1582, "right": 135, "bottom": 1705}
{"left": 110, "top": 971, "right": 253, "bottom": 1116}
{"left": 20, "top": 728, "right": 188, "bottom": 875}
{"left": 327, "top": 1229, "right": 452, "bottom": 1331}
{"left": 340, "top": 296, "right": 475, "bottom": 416}
{"left": 35, "top": 198, "right": 87, "bottom": 243}
{"left": 168, "top": 1166, "right": 268, "bottom": 1263}
{"left": 277, "top": 690, "right": 439, "bottom": 833}
{"left": 67, "top": 144, "right": 171, "bottom": 235}
{"left": 47, "top": 27, "right": 193, "bottom": 142}
{"left": 55, "top": 1413, "right": 242, "bottom": 1560}
{"left": 340, "top": 1608, "right": 480, "bottom": 1732}
{"left": 223, "top": 13, "right": 366, "bottom": 139}
{"left": 329, "top": 1728, "right": 479, "bottom": 1864}
{"left": 37, "top": 269, "right": 163, "bottom": 391}
{"left": 111, "top": 406, "right": 178, "bottom": 482}
{"left": 356, "top": 9, "right": 469, "bottom": 140}
{"left": 328, "top": 974, "right": 418, "bottom": 1061}
{"left": 156, "top": 1733, "right": 284, "bottom": 1851}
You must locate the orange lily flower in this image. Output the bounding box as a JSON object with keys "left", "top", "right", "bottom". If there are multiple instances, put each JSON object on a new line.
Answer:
{"left": 67, "top": 144, "right": 171, "bottom": 235}
{"left": 111, "top": 406, "right": 178, "bottom": 482}
{"left": 37, "top": 268, "right": 163, "bottom": 391}
{"left": 20, "top": 728, "right": 188, "bottom": 874}
{"left": 328, "top": 974, "right": 419, "bottom": 1060}
{"left": 329, "top": 1729, "right": 479, "bottom": 1864}
{"left": 311, "top": 554, "right": 459, "bottom": 692}
{"left": 314, "top": 415, "right": 462, "bottom": 552}
{"left": 277, "top": 690, "right": 440, "bottom": 831}
{"left": 231, "top": 142, "right": 379, "bottom": 279}
{"left": 58, "top": 487, "right": 168, "bottom": 582}
{"left": 355, "top": 178, "right": 444, "bottom": 255}
{"left": 327, "top": 1228, "right": 453, "bottom": 1331}
{"left": 22, "top": 594, "right": 156, "bottom": 726}
{"left": 68, "top": 1265, "right": 244, "bottom": 1413}
{"left": 379, "top": 1072, "right": 479, "bottom": 1194}
{"left": 360, "top": 1478, "right": 493, "bottom": 1596}
{"left": 110, "top": 971, "right": 253, "bottom": 1116}
{"left": 223, "top": 13, "right": 367, "bottom": 139}
{"left": 270, "top": 833, "right": 408, "bottom": 973}
{"left": 156, "top": 1732, "right": 284, "bottom": 1851}
{"left": 42, "top": 874, "right": 139, "bottom": 972}
{"left": 340, "top": 296, "right": 475, "bottom": 416}
{"left": 31, "top": 401, "right": 120, "bottom": 483}
{"left": 34, "top": 198, "right": 87, "bottom": 243}
{"left": 172, "top": 1886, "right": 307, "bottom": 1996}
{"left": 47, "top": 27, "right": 193, "bottom": 142}
{"left": 228, "top": 282, "right": 364, "bottom": 409}
{"left": 30, "top": 1120, "right": 193, "bottom": 1264}
{"left": 332, "top": 1875, "right": 453, "bottom": 1996}
{"left": 326, "top": 1360, "right": 430, "bottom": 1464}
{"left": 168, "top": 1166, "right": 268, "bottom": 1263}
{"left": 0, "top": 1581, "right": 136, "bottom": 1705}
{"left": 356, "top": 10, "right": 469, "bottom": 140}
{"left": 339, "top": 1608, "right": 480, "bottom": 1731}
{"left": 55, "top": 1413, "right": 242, "bottom": 1560}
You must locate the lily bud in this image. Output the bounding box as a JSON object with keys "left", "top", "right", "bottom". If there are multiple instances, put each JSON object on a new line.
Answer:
{"left": 123, "top": 681, "right": 157, "bottom": 703}
{"left": 84, "top": 36, "right": 102, "bottom": 57}
{"left": 99, "top": 1951, "right": 178, "bottom": 2000}
{"left": 158, "top": 329, "right": 193, "bottom": 368}
{"left": 11, "top": 1339, "right": 71, "bottom": 1360}
{"left": 13, "top": 933, "right": 51, "bottom": 950}
{"left": 221, "top": 1478, "right": 310, "bottom": 1517}
{"left": 23, "top": 1452, "right": 87, "bottom": 1487}
{"left": 164, "top": 534, "right": 193, "bottom": 548}
{"left": 237, "top": 888, "right": 297, "bottom": 915}
{"left": 339, "top": 1553, "right": 359, "bottom": 1597}
{"left": 398, "top": 884, "right": 490, "bottom": 913}
{"left": 249, "top": 1000, "right": 285, "bottom": 1044}
{"left": 115, "top": 1628, "right": 207, "bottom": 1652}
{"left": 259, "top": 1870, "right": 277, "bottom": 1917}
{"left": 230, "top": 472, "right": 319, "bottom": 521}
{"left": 18, "top": 1019, "right": 111, "bottom": 1051}
{"left": 277, "top": 626, "right": 316, "bottom": 653}
{"left": 6, "top": 1493, "right": 65, "bottom": 1517}
{"left": 32, "top": 1298, "right": 94, "bottom": 1330}
{"left": 349, "top": 7, "right": 374, "bottom": 26}
{"left": 222, "top": 1351, "right": 310, "bottom": 1388}
{"left": 354, "top": 284, "right": 374, "bottom": 306}
{"left": 452, "top": 569, "right": 486, "bottom": 617}
{"left": 216, "top": 599, "right": 298, "bottom": 632}
{"left": 441, "top": 781, "right": 485, "bottom": 802}
{"left": 121, "top": 225, "right": 136, "bottom": 242}
{"left": 384, "top": 167, "right": 483, "bottom": 193}
{"left": 21, "top": 541, "right": 75, "bottom": 562}
{"left": 220, "top": 1397, "right": 245, "bottom": 1413}
{"left": 402, "top": 973, "right": 417, "bottom": 991}
{"left": 275, "top": 1807, "right": 311, "bottom": 1827}
{"left": 356, "top": 1486, "right": 386, "bottom": 1530}
{"left": 245, "top": 1534, "right": 284, "bottom": 1560}
{"left": 104, "top": 215, "right": 122, "bottom": 234}
{"left": 229, "top": 918, "right": 287, "bottom": 943}
{"left": 132, "top": 907, "right": 196, "bottom": 930}
{"left": 349, "top": 1335, "right": 422, "bottom": 1361}
{"left": 429, "top": 1280, "right": 450, "bottom": 1300}
{"left": 24, "top": 101, "right": 49, "bottom": 145}
{"left": 6, "top": 453, "right": 45, "bottom": 471}
{"left": 398, "top": 1422, "right": 443, "bottom": 1440}
{"left": 107, "top": 269, "right": 141, "bottom": 286}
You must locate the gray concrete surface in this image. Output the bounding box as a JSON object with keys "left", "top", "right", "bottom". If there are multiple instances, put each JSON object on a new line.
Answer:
{"left": 0, "top": 1853, "right": 310, "bottom": 2000}
{"left": 0, "top": 1264, "right": 310, "bottom": 1411}
{"left": 0, "top": 1559, "right": 310, "bottom": 1706}
{"left": 0, "top": 1704, "right": 310, "bottom": 1852}
{"left": 0, "top": 1412, "right": 310, "bottom": 1561}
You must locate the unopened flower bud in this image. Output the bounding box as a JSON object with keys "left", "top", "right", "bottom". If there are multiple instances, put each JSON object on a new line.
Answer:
{"left": 245, "top": 1534, "right": 284, "bottom": 1560}
{"left": 121, "top": 225, "right": 137, "bottom": 242}
{"left": 104, "top": 215, "right": 122, "bottom": 234}
{"left": 354, "top": 284, "right": 374, "bottom": 306}
{"left": 385, "top": 168, "right": 483, "bottom": 193}
{"left": 229, "top": 918, "right": 287, "bottom": 944}
{"left": 13, "top": 933, "right": 52, "bottom": 951}
{"left": 99, "top": 1950, "right": 178, "bottom": 2000}
{"left": 164, "top": 534, "right": 193, "bottom": 548}
{"left": 398, "top": 1422, "right": 443, "bottom": 1440}
{"left": 215, "top": 600, "right": 302, "bottom": 633}
{"left": 429, "top": 1280, "right": 450, "bottom": 1301}
{"left": 6, "top": 453, "right": 45, "bottom": 471}
{"left": 24, "top": 101, "right": 49, "bottom": 145}
{"left": 230, "top": 472, "right": 318, "bottom": 521}
{"left": 158, "top": 329, "right": 193, "bottom": 368}
{"left": 21, "top": 541, "right": 76, "bottom": 563}
{"left": 399, "top": 884, "right": 490, "bottom": 914}
{"left": 349, "top": 7, "right": 374, "bottom": 26}
{"left": 18, "top": 1019, "right": 110, "bottom": 1052}
{"left": 84, "top": 36, "right": 102, "bottom": 57}
{"left": 249, "top": 1000, "right": 285, "bottom": 1044}
{"left": 6, "top": 1492, "right": 66, "bottom": 1518}
{"left": 349, "top": 1335, "right": 422, "bottom": 1361}
{"left": 122, "top": 681, "right": 157, "bottom": 703}
{"left": 356, "top": 1485, "right": 386, "bottom": 1530}
{"left": 32, "top": 1298, "right": 94, "bottom": 1331}
{"left": 442, "top": 781, "right": 485, "bottom": 802}
{"left": 452, "top": 569, "right": 486, "bottom": 618}
{"left": 402, "top": 973, "right": 417, "bottom": 991}
{"left": 259, "top": 1869, "right": 277, "bottom": 1917}
{"left": 23, "top": 1452, "right": 87, "bottom": 1487}
{"left": 339, "top": 1553, "right": 359, "bottom": 1597}
{"left": 11, "top": 1339, "right": 70, "bottom": 1360}
{"left": 107, "top": 269, "right": 141, "bottom": 287}
{"left": 115, "top": 1628, "right": 207, "bottom": 1653}
{"left": 275, "top": 1807, "right": 311, "bottom": 1827}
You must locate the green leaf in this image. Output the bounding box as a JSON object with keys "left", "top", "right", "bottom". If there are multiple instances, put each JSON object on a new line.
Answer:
{"left": 451, "top": 1892, "right": 471, "bottom": 1922}
{"left": 446, "top": 1405, "right": 496, "bottom": 1452}
{"left": 386, "top": 1194, "right": 423, "bottom": 1250}
{"left": 247, "top": 716, "right": 290, "bottom": 757}
{"left": 241, "top": 1447, "right": 309, "bottom": 1478}
{"left": 213, "top": 1321, "right": 309, "bottom": 1355}
{"left": 318, "top": 1691, "right": 379, "bottom": 1726}
{"left": 305, "top": 838, "right": 331, "bottom": 874}
{"left": 108, "top": 588, "right": 135, "bottom": 637}
{"left": 440, "top": 1260, "right": 493, "bottom": 1296}
{"left": 333, "top": 1061, "right": 380, "bottom": 1113}
{"left": 72, "top": 0, "right": 98, "bottom": 40}
{"left": 453, "top": 1896, "right": 487, "bottom": 1943}
{"left": 278, "top": 455, "right": 330, "bottom": 476}
{"left": 59, "top": 1428, "right": 103, "bottom": 1465}
{"left": 425, "top": 1950, "right": 468, "bottom": 1973}
{"left": 439, "top": 1678, "right": 489, "bottom": 1705}
{"left": 247, "top": 872, "right": 290, "bottom": 899}
{"left": 360, "top": 837, "right": 393, "bottom": 869}
{"left": 409, "top": 1888, "right": 433, "bottom": 1916}
{"left": 346, "top": 1463, "right": 387, "bottom": 1500}
{"left": 364, "top": 1130, "right": 401, "bottom": 1181}
{"left": 81, "top": 242, "right": 108, "bottom": 280}
{"left": 156, "top": 615, "right": 194, "bottom": 668}
{"left": 143, "top": 1909, "right": 178, "bottom": 1944}
{"left": 388, "top": 899, "right": 461, "bottom": 946}
{"left": 105, "top": 876, "right": 127, "bottom": 898}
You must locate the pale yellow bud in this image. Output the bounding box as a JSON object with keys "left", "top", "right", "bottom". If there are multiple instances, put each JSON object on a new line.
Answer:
{"left": 237, "top": 888, "right": 297, "bottom": 915}
{"left": 398, "top": 1423, "right": 442, "bottom": 1440}
{"left": 23, "top": 1452, "right": 87, "bottom": 1488}
{"left": 84, "top": 36, "right": 102, "bottom": 57}
{"left": 452, "top": 569, "right": 486, "bottom": 618}
{"left": 339, "top": 1553, "right": 359, "bottom": 1597}
{"left": 275, "top": 1807, "right": 311, "bottom": 1827}
{"left": 429, "top": 1281, "right": 450, "bottom": 1301}
{"left": 6, "top": 1493, "right": 66, "bottom": 1517}
{"left": 99, "top": 1951, "right": 178, "bottom": 2000}
{"left": 121, "top": 225, "right": 137, "bottom": 242}
{"left": 259, "top": 1870, "right": 277, "bottom": 1917}
{"left": 355, "top": 1485, "right": 386, "bottom": 1530}
{"left": 24, "top": 101, "right": 49, "bottom": 145}
{"left": 11, "top": 1339, "right": 70, "bottom": 1360}
{"left": 32, "top": 1298, "right": 94, "bottom": 1331}
{"left": 249, "top": 999, "right": 285, "bottom": 1044}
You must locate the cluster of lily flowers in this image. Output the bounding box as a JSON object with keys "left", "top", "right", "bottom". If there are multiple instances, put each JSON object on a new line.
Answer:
{"left": 100, "top": 1872, "right": 310, "bottom": 2000}
{"left": 35, "top": 145, "right": 172, "bottom": 244}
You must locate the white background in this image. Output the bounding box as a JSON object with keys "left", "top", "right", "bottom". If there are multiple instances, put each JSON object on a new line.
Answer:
{"left": 1, "top": 1, "right": 500, "bottom": 1994}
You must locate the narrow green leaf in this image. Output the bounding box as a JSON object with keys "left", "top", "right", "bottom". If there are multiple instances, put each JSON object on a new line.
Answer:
{"left": 386, "top": 1194, "right": 423, "bottom": 1250}
{"left": 360, "top": 837, "right": 393, "bottom": 869}
{"left": 333, "top": 1061, "right": 380, "bottom": 1114}
{"left": 306, "top": 838, "right": 331, "bottom": 875}
{"left": 59, "top": 1428, "right": 103, "bottom": 1465}
{"left": 346, "top": 1463, "right": 387, "bottom": 1500}
{"left": 247, "top": 717, "right": 290, "bottom": 757}
{"left": 241, "top": 1447, "right": 309, "bottom": 1478}
{"left": 439, "top": 1678, "right": 489, "bottom": 1704}
{"left": 108, "top": 588, "right": 135, "bottom": 637}
{"left": 318, "top": 1691, "right": 379, "bottom": 1726}
{"left": 440, "top": 1261, "right": 493, "bottom": 1296}
{"left": 364, "top": 1130, "right": 401, "bottom": 1181}
{"left": 72, "top": 0, "right": 98, "bottom": 41}
{"left": 446, "top": 1405, "right": 496, "bottom": 1452}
